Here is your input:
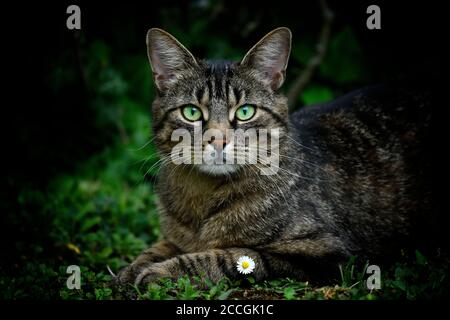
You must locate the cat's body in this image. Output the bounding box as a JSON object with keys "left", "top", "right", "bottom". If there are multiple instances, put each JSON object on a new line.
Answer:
{"left": 117, "top": 28, "right": 432, "bottom": 285}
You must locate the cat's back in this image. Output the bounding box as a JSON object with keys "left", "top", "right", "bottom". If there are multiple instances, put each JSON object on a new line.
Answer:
{"left": 287, "top": 83, "right": 433, "bottom": 253}
{"left": 289, "top": 83, "right": 432, "bottom": 163}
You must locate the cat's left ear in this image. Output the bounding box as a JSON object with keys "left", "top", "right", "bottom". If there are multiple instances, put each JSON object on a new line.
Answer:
{"left": 240, "top": 27, "right": 292, "bottom": 90}
{"left": 146, "top": 28, "right": 198, "bottom": 92}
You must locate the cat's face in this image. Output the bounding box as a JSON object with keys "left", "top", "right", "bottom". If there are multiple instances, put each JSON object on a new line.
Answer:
{"left": 147, "top": 28, "right": 291, "bottom": 177}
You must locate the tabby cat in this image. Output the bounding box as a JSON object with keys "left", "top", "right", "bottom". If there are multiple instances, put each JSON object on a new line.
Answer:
{"left": 117, "top": 27, "right": 432, "bottom": 286}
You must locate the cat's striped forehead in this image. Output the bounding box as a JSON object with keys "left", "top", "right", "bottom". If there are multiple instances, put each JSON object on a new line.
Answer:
{"left": 192, "top": 60, "right": 246, "bottom": 107}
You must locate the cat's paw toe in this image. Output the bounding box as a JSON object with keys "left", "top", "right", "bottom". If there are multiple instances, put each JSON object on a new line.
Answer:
{"left": 116, "top": 264, "right": 143, "bottom": 286}
{"left": 115, "top": 267, "right": 133, "bottom": 285}
{"left": 134, "top": 265, "right": 171, "bottom": 286}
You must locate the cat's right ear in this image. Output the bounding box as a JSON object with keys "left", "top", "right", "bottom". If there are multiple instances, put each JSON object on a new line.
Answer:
{"left": 240, "top": 27, "right": 292, "bottom": 91}
{"left": 146, "top": 28, "right": 198, "bottom": 92}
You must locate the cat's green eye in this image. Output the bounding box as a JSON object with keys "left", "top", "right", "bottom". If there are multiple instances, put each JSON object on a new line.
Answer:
{"left": 235, "top": 104, "right": 256, "bottom": 121}
{"left": 182, "top": 105, "right": 203, "bottom": 122}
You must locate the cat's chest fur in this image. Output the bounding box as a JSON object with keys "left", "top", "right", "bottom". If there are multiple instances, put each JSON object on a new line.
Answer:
{"left": 155, "top": 166, "right": 286, "bottom": 252}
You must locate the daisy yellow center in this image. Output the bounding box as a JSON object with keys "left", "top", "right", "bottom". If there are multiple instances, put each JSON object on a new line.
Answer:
{"left": 242, "top": 261, "right": 250, "bottom": 269}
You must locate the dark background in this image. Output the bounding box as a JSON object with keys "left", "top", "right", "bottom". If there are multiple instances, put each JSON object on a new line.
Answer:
{"left": 0, "top": 0, "right": 446, "bottom": 299}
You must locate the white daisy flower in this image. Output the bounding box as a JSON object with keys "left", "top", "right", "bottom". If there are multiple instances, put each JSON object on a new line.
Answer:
{"left": 236, "top": 256, "right": 256, "bottom": 274}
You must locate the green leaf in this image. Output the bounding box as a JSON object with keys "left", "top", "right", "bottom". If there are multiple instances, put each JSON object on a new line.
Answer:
{"left": 94, "top": 288, "right": 112, "bottom": 300}
{"left": 291, "top": 41, "right": 315, "bottom": 65}
{"left": 366, "top": 293, "right": 377, "bottom": 300}
{"left": 319, "top": 26, "right": 366, "bottom": 84}
{"left": 80, "top": 216, "right": 102, "bottom": 232}
{"left": 98, "top": 247, "right": 113, "bottom": 259}
{"left": 415, "top": 250, "right": 427, "bottom": 266}
{"left": 283, "top": 287, "right": 296, "bottom": 300}
{"left": 301, "top": 85, "right": 334, "bottom": 105}
{"left": 268, "top": 279, "right": 282, "bottom": 287}
{"left": 217, "top": 289, "right": 235, "bottom": 300}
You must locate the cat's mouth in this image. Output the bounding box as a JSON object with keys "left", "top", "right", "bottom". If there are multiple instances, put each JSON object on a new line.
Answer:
{"left": 194, "top": 143, "right": 240, "bottom": 176}
{"left": 196, "top": 163, "right": 239, "bottom": 176}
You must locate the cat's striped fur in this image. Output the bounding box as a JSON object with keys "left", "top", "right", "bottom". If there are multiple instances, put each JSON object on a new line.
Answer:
{"left": 117, "top": 28, "right": 432, "bottom": 286}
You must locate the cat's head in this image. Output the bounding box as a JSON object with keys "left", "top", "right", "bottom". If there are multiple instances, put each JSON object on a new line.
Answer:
{"left": 147, "top": 27, "right": 291, "bottom": 177}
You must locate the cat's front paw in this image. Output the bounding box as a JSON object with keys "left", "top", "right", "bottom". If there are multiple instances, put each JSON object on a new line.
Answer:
{"left": 116, "top": 262, "right": 158, "bottom": 286}
{"left": 116, "top": 261, "right": 173, "bottom": 286}
{"left": 116, "top": 264, "right": 139, "bottom": 285}
{"left": 134, "top": 263, "right": 173, "bottom": 286}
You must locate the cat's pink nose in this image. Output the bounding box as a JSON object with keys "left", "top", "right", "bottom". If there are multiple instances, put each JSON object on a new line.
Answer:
{"left": 210, "top": 139, "right": 227, "bottom": 151}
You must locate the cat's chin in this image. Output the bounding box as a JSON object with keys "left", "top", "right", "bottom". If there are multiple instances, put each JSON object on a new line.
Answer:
{"left": 196, "top": 164, "right": 239, "bottom": 176}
